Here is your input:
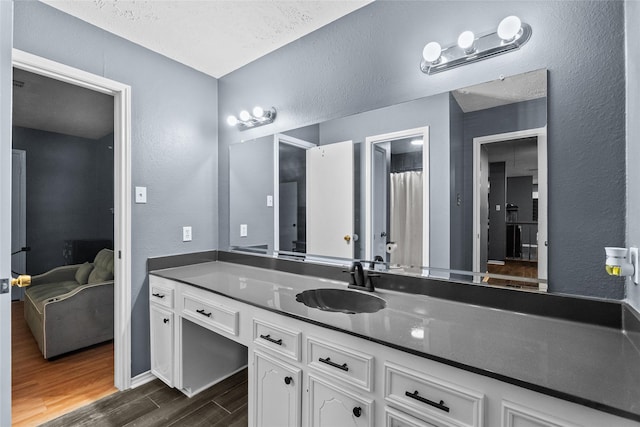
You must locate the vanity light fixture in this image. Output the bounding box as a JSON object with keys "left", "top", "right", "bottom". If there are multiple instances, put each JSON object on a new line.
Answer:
{"left": 420, "top": 15, "right": 532, "bottom": 75}
{"left": 227, "top": 106, "right": 277, "bottom": 130}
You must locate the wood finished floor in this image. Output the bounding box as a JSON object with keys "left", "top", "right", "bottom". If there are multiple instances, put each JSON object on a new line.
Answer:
{"left": 11, "top": 301, "right": 117, "bottom": 427}
{"left": 40, "top": 370, "right": 249, "bottom": 427}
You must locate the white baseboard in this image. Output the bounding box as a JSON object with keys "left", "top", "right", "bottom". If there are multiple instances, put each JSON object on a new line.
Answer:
{"left": 130, "top": 370, "right": 156, "bottom": 389}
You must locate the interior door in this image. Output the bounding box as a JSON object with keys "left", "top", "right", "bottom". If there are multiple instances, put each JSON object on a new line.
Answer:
{"left": 11, "top": 149, "right": 26, "bottom": 300}
{"left": 1, "top": 2, "right": 13, "bottom": 423}
{"left": 306, "top": 141, "right": 354, "bottom": 259}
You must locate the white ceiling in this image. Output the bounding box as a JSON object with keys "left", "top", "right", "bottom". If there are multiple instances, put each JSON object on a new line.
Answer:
{"left": 41, "top": 0, "right": 372, "bottom": 78}
{"left": 452, "top": 69, "right": 547, "bottom": 113}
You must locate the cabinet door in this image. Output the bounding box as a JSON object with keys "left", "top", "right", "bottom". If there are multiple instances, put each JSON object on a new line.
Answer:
{"left": 150, "top": 304, "right": 174, "bottom": 387}
{"left": 309, "top": 374, "right": 374, "bottom": 427}
{"left": 254, "top": 351, "right": 301, "bottom": 427}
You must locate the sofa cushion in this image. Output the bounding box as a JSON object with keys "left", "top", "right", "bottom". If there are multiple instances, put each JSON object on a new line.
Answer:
{"left": 88, "top": 249, "right": 114, "bottom": 284}
{"left": 75, "top": 262, "right": 94, "bottom": 285}
{"left": 25, "top": 281, "right": 80, "bottom": 314}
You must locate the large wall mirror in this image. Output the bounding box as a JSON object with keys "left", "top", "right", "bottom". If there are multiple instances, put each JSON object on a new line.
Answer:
{"left": 229, "top": 69, "right": 547, "bottom": 291}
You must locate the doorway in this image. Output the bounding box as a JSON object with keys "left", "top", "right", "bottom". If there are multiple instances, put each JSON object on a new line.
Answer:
{"left": 5, "top": 50, "right": 132, "bottom": 423}
{"left": 472, "top": 127, "right": 547, "bottom": 290}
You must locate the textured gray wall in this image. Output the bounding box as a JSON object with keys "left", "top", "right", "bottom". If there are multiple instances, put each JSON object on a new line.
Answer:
{"left": 626, "top": 0, "right": 640, "bottom": 310}
{"left": 219, "top": 1, "right": 626, "bottom": 299}
{"left": 13, "top": 1, "right": 219, "bottom": 376}
{"left": 12, "top": 127, "right": 113, "bottom": 275}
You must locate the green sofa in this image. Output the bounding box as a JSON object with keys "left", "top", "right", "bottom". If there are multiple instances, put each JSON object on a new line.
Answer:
{"left": 24, "top": 248, "right": 114, "bottom": 359}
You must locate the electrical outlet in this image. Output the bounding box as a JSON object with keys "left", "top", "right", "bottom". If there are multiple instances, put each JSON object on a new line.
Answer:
{"left": 183, "top": 226, "right": 192, "bottom": 242}
{"left": 240, "top": 224, "right": 248, "bottom": 237}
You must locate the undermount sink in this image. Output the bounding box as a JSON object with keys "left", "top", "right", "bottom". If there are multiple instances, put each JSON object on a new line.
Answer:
{"left": 295, "top": 288, "right": 386, "bottom": 314}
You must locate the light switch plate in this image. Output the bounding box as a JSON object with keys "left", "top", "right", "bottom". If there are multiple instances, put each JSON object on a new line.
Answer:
{"left": 240, "top": 224, "right": 248, "bottom": 237}
{"left": 267, "top": 195, "right": 273, "bottom": 207}
{"left": 183, "top": 226, "right": 192, "bottom": 242}
{"left": 135, "top": 186, "right": 147, "bottom": 204}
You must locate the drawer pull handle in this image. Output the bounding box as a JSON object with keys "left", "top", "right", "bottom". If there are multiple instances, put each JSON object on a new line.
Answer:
{"left": 259, "top": 334, "right": 283, "bottom": 346}
{"left": 352, "top": 407, "right": 362, "bottom": 418}
{"left": 284, "top": 376, "right": 293, "bottom": 385}
{"left": 163, "top": 318, "right": 170, "bottom": 324}
{"left": 319, "top": 357, "right": 349, "bottom": 372}
{"left": 152, "top": 293, "right": 165, "bottom": 298}
{"left": 196, "top": 309, "right": 212, "bottom": 317}
{"left": 405, "top": 390, "right": 450, "bottom": 413}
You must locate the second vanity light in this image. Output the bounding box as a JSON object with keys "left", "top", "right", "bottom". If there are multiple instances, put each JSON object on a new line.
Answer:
{"left": 421, "top": 15, "right": 532, "bottom": 75}
{"left": 227, "top": 106, "right": 277, "bottom": 130}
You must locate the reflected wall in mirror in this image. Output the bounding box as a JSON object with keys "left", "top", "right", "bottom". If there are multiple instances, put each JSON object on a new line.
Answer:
{"left": 228, "top": 69, "right": 547, "bottom": 291}
{"left": 365, "top": 127, "right": 429, "bottom": 273}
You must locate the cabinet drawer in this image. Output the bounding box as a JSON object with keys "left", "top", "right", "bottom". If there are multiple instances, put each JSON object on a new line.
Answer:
{"left": 181, "top": 291, "right": 239, "bottom": 336}
{"left": 253, "top": 318, "right": 301, "bottom": 361}
{"left": 307, "top": 336, "right": 374, "bottom": 392}
{"left": 385, "top": 362, "right": 485, "bottom": 427}
{"left": 149, "top": 276, "right": 175, "bottom": 309}
{"left": 308, "top": 374, "right": 374, "bottom": 427}
{"left": 386, "top": 407, "right": 437, "bottom": 427}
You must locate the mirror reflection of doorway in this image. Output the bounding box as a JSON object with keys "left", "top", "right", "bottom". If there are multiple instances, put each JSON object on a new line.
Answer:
{"left": 473, "top": 128, "right": 547, "bottom": 289}
{"left": 366, "top": 127, "right": 429, "bottom": 272}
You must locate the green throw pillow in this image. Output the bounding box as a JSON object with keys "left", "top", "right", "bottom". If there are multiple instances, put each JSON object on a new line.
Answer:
{"left": 88, "top": 267, "right": 114, "bottom": 284}
{"left": 75, "top": 262, "right": 94, "bottom": 285}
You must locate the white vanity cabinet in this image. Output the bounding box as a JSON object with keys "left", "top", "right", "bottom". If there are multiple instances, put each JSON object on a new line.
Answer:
{"left": 149, "top": 276, "right": 177, "bottom": 387}
{"left": 149, "top": 304, "right": 174, "bottom": 387}
{"left": 149, "top": 271, "right": 640, "bottom": 427}
{"left": 308, "top": 373, "right": 374, "bottom": 427}
{"left": 253, "top": 350, "right": 302, "bottom": 427}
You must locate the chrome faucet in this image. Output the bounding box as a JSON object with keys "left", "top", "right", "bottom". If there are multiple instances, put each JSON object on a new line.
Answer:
{"left": 346, "top": 261, "right": 379, "bottom": 292}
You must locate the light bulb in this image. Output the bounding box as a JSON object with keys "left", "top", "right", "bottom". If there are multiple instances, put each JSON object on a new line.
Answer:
{"left": 411, "top": 139, "right": 424, "bottom": 146}
{"left": 457, "top": 31, "right": 475, "bottom": 51}
{"left": 497, "top": 15, "right": 522, "bottom": 41}
{"left": 252, "top": 106, "right": 264, "bottom": 118}
{"left": 239, "top": 110, "right": 251, "bottom": 121}
{"left": 422, "top": 42, "right": 442, "bottom": 64}
{"left": 226, "top": 115, "right": 238, "bottom": 126}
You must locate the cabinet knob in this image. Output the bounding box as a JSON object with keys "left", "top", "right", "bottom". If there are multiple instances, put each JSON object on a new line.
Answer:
{"left": 284, "top": 376, "right": 293, "bottom": 385}
{"left": 352, "top": 407, "right": 362, "bottom": 418}
{"left": 163, "top": 318, "right": 169, "bottom": 324}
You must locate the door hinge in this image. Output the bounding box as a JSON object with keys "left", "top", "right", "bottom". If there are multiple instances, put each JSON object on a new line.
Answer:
{"left": 0, "top": 279, "right": 8, "bottom": 294}
{"left": 118, "top": 250, "right": 122, "bottom": 259}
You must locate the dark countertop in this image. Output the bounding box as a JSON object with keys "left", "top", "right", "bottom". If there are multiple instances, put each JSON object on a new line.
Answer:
{"left": 150, "top": 261, "right": 640, "bottom": 421}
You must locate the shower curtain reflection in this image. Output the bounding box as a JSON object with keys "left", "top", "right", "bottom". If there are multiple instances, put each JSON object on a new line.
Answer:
{"left": 390, "top": 171, "right": 423, "bottom": 268}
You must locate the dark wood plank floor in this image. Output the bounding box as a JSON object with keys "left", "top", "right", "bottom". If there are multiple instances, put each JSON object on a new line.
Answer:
{"left": 40, "top": 370, "right": 249, "bottom": 427}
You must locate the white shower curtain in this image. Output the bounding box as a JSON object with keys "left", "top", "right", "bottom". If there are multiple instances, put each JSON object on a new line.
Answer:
{"left": 390, "top": 171, "right": 423, "bottom": 268}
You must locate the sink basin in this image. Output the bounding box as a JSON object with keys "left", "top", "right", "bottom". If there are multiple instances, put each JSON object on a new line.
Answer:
{"left": 295, "top": 288, "right": 386, "bottom": 314}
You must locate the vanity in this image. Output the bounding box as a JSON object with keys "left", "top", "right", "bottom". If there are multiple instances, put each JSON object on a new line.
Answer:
{"left": 148, "top": 256, "right": 640, "bottom": 427}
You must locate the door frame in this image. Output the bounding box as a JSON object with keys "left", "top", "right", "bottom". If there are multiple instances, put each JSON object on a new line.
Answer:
{"left": 364, "top": 126, "right": 430, "bottom": 270}
{"left": 12, "top": 49, "right": 133, "bottom": 389}
{"left": 472, "top": 126, "right": 547, "bottom": 291}
{"left": 273, "top": 133, "right": 316, "bottom": 256}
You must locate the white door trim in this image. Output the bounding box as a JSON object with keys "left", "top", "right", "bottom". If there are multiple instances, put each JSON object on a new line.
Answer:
{"left": 364, "top": 127, "right": 430, "bottom": 270}
{"left": 472, "top": 126, "right": 547, "bottom": 291}
{"left": 273, "top": 133, "right": 316, "bottom": 256}
{"left": 12, "top": 49, "right": 133, "bottom": 389}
